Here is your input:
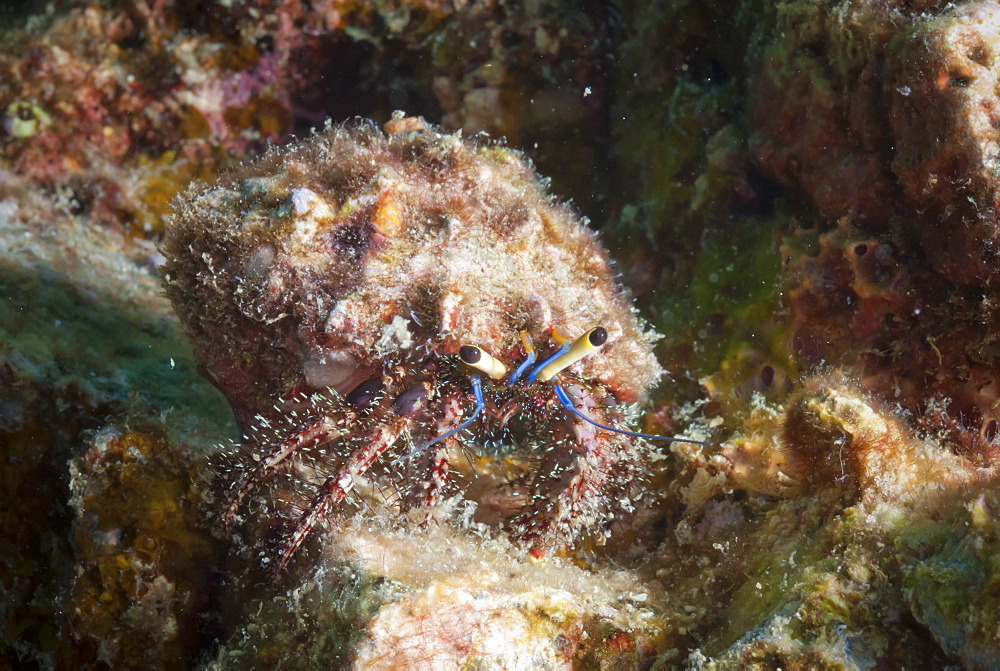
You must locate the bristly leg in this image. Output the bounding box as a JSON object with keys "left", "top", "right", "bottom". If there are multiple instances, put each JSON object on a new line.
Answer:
{"left": 400, "top": 394, "right": 464, "bottom": 520}
{"left": 275, "top": 417, "right": 413, "bottom": 574}
{"left": 216, "top": 328, "right": 712, "bottom": 574}
{"left": 221, "top": 413, "right": 345, "bottom": 527}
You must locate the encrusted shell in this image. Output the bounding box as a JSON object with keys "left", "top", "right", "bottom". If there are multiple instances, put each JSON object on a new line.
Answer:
{"left": 161, "top": 118, "right": 662, "bottom": 424}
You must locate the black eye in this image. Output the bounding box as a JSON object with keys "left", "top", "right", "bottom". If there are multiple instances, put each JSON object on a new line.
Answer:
{"left": 459, "top": 345, "right": 482, "bottom": 364}
{"left": 588, "top": 327, "right": 608, "bottom": 347}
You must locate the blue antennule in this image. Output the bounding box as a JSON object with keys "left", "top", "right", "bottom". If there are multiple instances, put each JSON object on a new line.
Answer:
{"left": 506, "top": 330, "right": 537, "bottom": 386}
{"left": 397, "top": 326, "right": 711, "bottom": 462}
{"left": 394, "top": 375, "right": 486, "bottom": 464}
{"left": 552, "top": 383, "right": 711, "bottom": 446}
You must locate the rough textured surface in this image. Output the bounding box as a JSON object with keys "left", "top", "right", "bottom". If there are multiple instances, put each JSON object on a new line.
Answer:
{"left": 748, "top": 1, "right": 902, "bottom": 227}
{"left": 744, "top": 0, "right": 1000, "bottom": 285}
{"left": 161, "top": 118, "right": 660, "bottom": 419}
{"left": 886, "top": 2, "right": 1000, "bottom": 285}
{"left": 208, "top": 514, "right": 673, "bottom": 668}
{"left": 7, "top": 0, "right": 1000, "bottom": 668}
{"left": 607, "top": 0, "right": 1000, "bottom": 666}
{"left": 161, "top": 117, "right": 674, "bottom": 568}
{"left": 0, "top": 168, "right": 233, "bottom": 667}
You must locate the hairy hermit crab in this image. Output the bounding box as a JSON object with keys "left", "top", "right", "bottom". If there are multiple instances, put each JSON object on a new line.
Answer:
{"left": 161, "top": 115, "right": 706, "bottom": 573}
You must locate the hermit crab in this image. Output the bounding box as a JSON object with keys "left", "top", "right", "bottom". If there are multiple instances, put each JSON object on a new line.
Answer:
{"left": 161, "top": 115, "right": 706, "bottom": 572}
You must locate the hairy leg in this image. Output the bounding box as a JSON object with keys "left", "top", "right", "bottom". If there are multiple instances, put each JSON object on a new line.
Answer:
{"left": 222, "top": 414, "right": 344, "bottom": 526}
{"left": 275, "top": 416, "right": 413, "bottom": 573}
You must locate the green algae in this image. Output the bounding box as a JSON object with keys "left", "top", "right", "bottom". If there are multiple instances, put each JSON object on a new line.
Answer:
{"left": 0, "top": 266, "right": 231, "bottom": 425}
{"left": 205, "top": 565, "right": 389, "bottom": 670}
{"left": 655, "top": 213, "right": 785, "bottom": 381}
{"left": 904, "top": 514, "right": 1000, "bottom": 667}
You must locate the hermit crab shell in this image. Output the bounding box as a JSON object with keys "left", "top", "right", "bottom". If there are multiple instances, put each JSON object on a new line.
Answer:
{"left": 161, "top": 117, "right": 662, "bottom": 426}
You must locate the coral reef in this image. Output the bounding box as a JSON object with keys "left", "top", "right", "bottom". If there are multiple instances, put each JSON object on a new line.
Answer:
{"left": 0, "top": 0, "right": 612, "bottom": 240}
{"left": 66, "top": 426, "right": 224, "bottom": 665}
{"left": 744, "top": 0, "right": 1000, "bottom": 285}
{"left": 885, "top": 2, "right": 1000, "bottom": 285}
{"left": 6, "top": 0, "right": 1000, "bottom": 668}
{"left": 606, "top": 0, "right": 1000, "bottom": 666}
{"left": 0, "top": 166, "right": 232, "bottom": 666}
{"left": 695, "top": 373, "right": 1000, "bottom": 668}
{"left": 0, "top": 3, "right": 291, "bottom": 236}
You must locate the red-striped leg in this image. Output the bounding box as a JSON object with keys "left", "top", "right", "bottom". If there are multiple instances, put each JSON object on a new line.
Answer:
{"left": 274, "top": 417, "right": 412, "bottom": 573}
{"left": 222, "top": 415, "right": 343, "bottom": 527}
{"left": 415, "top": 395, "right": 463, "bottom": 522}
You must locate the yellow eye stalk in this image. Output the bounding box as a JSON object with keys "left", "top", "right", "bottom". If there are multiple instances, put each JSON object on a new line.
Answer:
{"left": 393, "top": 325, "right": 710, "bottom": 465}
{"left": 533, "top": 327, "right": 607, "bottom": 381}
{"left": 460, "top": 326, "right": 609, "bottom": 387}
{"left": 459, "top": 345, "right": 508, "bottom": 379}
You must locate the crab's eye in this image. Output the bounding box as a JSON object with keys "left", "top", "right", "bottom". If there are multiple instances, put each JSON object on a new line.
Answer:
{"left": 535, "top": 326, "right": 607, "bottom": 382}
{"left": 459, "top": 345, "right": 508, "bottom": 379}
{"left": 587, "top": 326, "right": 608, "bottom": 346}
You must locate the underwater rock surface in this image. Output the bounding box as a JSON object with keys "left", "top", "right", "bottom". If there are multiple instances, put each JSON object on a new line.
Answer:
{"left": 4, "top": 0, "right": 1000, "bottom": 668}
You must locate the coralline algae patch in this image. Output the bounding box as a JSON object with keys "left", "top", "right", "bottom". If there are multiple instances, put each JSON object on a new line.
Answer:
{"left": 0, "top": 5, "right": 287, "bottom": 236}
{"left": 66, "top": 427, "right": 224, "bottom": 666}
{"left": 342, "top": 525, "right": 671, "bottom": 669}
{"left": 206, "top": 514, "right": 676, "bottom": 668}
{"left": 0, "top": 0, "right": 612, "bottom": 242}
{"left": 660, "top": 371, "right": 1000, "bottom": 667}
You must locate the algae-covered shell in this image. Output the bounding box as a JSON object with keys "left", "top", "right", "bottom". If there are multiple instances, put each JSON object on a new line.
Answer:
{"left": 161, "top": 116, "right": 662, "bottom": 425}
